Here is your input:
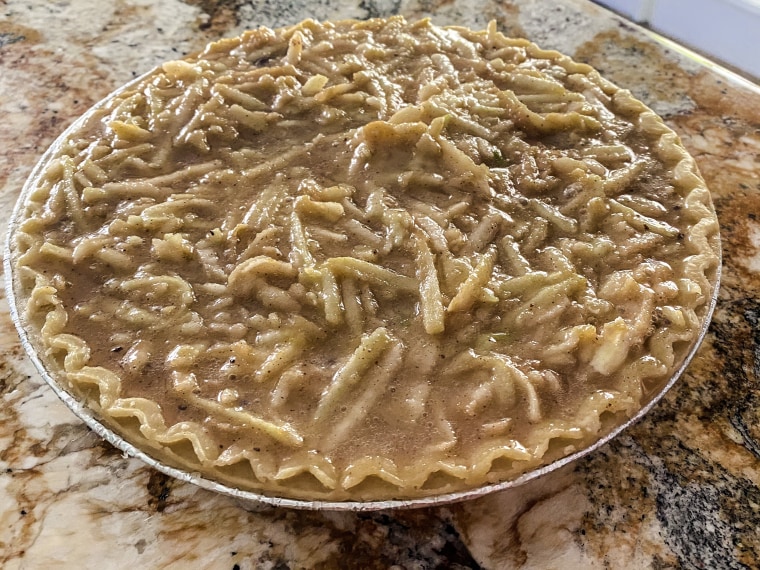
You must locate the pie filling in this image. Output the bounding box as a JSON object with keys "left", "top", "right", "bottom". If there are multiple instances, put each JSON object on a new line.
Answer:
{"left": 11, "top": 17, "right": 720, "bottom": 501}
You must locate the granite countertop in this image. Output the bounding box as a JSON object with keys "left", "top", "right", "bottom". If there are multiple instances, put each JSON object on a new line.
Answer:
{"left": 1, "top": 1, "right": 759, "bottom": 568}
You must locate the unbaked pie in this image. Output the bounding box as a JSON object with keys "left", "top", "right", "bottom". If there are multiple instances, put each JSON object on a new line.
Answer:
{"left": 8, "top": 17, "right": 720, "bottom": 502}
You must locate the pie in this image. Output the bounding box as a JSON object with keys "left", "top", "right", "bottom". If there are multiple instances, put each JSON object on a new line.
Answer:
{"left": 8, "top": 17, "right": 720, "bottom": 502}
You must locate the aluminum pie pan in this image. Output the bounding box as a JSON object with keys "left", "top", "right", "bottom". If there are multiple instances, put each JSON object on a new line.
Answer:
{"left": 3, "top": 71, "right": 722, "bottom": 512}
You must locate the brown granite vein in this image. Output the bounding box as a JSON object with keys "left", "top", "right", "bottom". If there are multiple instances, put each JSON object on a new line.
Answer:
{"left": 0, "top": 21, "right": 41, "bottom": 46}
{"left": 181, "top": 0, "right": 248, "bottom": 32}
{"left": 0, "top": 349, "right": 53, "bottom": 563}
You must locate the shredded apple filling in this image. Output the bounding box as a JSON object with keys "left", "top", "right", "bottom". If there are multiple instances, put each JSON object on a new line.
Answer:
{"left": 10, "top": 17, "right": 719, "bottom": 501}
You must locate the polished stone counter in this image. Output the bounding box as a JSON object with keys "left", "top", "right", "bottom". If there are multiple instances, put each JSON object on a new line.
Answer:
{"left": 1, "top": 0, "right": 759, "bottom": 567}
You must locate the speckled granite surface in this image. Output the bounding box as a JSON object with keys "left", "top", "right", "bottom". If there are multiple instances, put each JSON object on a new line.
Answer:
{"left": 1, "top": 1, "right": 759, "bottom": 568}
